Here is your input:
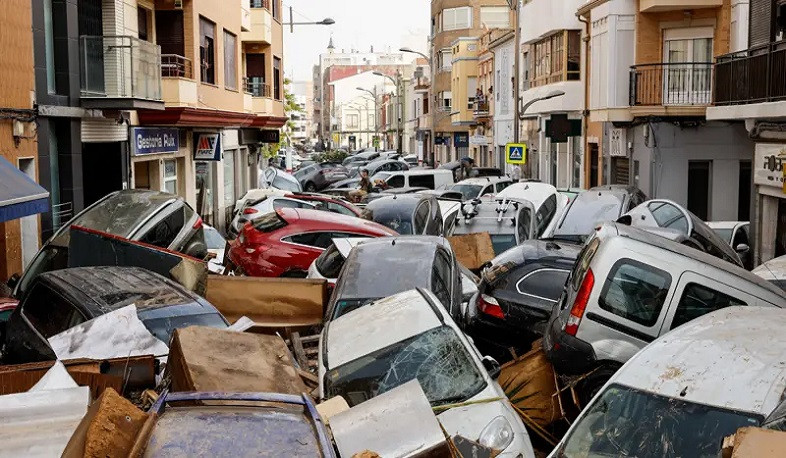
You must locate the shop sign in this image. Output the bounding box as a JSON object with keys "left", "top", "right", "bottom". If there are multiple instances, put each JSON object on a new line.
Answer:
{"left": 454, "top": 132, "right": 469, "bottom": 148}
{"left": 754, "top": 143, "right": 786, "bottom": 193}
{"left": 130, "top": 128, "right": 179, "bottom": 156}
{"left": 259, "top": 129, "right": 280, "bottom": 144}
{"left": 194, "top": 133, "right": 222, "bottom": 161}
{"left": 469, "top": 134, "right": 488, "bottom": 146}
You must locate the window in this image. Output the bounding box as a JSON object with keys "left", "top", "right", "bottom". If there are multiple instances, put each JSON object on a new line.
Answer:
{"left": 414, "top": 202, "right": 430, "bottom": 234}
{"left": 44, "top": 0, "right": 59, "bottom": 93}
{"left": 139, "top": 205, "right": 186, "bottom": 249}
{"left": 315, "top": 245, "right": 344, "bottom": 278}
{"left": 732, "top": 225, "right": 749, "bottom": 249}
{"left": 138, "top": 8, "right": 151, "bottom": 41}
{"left": 163, "top": 159, "right": 177, "bottom": 194}
{"left": 223, "top": 150, "right": 235, "bottom": 208}
{"left": 272, "top": 0, "right": 280, "bottom": 21}
{"left": 599, "top": 260, "right": 672, "bottom": 327}
{"left": 285, "top": 232, "right": 366, "bottom": 249}
{"left": 431, "top": 249, "right": 452, "bottom": 307}
{"left": 647, "top": 202, "right": 688, "bottom": 233}
{"left": 671, "top": 283, "right": 746, "bottom": 330}
{"left": 273, "top": 198, "right": 313, "bottom": 210}
{"left": 517, "top": 208, "right": 532, "bottom": 242}
{"left": 439, "top": 49, "right": 453, "bottom": 71}
{"left": 516, "top": 269, "right": 571, "bottom": 302}
{"left": 199, "top": 17, "right": 216, "bottom": 84}
{"left": 481, "top": 186, "right": 494, "bottom": 196}
{"left": 253, "top": 212, "right": 288, "bottom": 232}
{"left": 530, "top": 30, "right": 581, "bottom": 87}
{"left": 223, "top": 30, "right": 237, "bottom": 90}
{"left": 23, "top": 284, "right": 86, "bottom": 338}
{"left": 496, "top": 181, "right": 511, "bottom": 193}
{"left": 409, "top": 174, "right": 435, "bottom": 189}
{"left": 442, "top": 6, "right": 472, "bottom": 31}
{"left": 327, "top": 202, "right": 357, "bottom": 217}
{"left": 423, "top": 94, "right": 429, "bottom": 114}
{"left": 347, "top": 114, "right": 359, "bottom": 128}
{"left": 273, "top": 57, "right": 282, "bottom": 100}
{"left": 467, "top": 77, "right": 478, "bottom": 109}
{"left": 439, "top": 91, "right": 452, "bottom": 110}
{"left": 480, "top": 6, "right": 510, "bottom": 28}
{"left": 387, "top": 175, "right": 405, "bottom": 188}
{"left": 535, "top": 194, "right": 557, "bottom": 237}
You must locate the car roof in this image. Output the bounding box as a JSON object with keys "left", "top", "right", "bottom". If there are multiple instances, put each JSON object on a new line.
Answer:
{"left": 612, "top": 306, "right": 786, "bottom": 415}
{"left": 277, "top": 208, "right": 396, "bottom": 235}
{"left": 454, "top": 177, "right": 510, "bottom": 186}
{"left": 753, "top": 256, "right": 786, "bottom": 281}
{"left": 488, "top": 239, "right": 582, "bottom": 270}
{"left": 599, "top": 222, "right": 786, "bottom": 299}
{"left": 40, "top": 266, "right": 198, "bottom": 316}
{"left": 325, "top": 289, "right": 443, "bottom": 369}
{"left": 71, "top": 190, "right": 180, "bottom": 237}
{"left": 706, "top": 221, "right": 746, "bottom": 230}
{"left": 241, "top": 188, "right": 288, "bottom": 202}
{"left": 497, "top": 182, "right": 557, "bottom": 208}
{"left": 395, "top": 169, "right": 453, "bottom": 177}
{"left": 365, "top": 194, "right": 431, "bottom": 210}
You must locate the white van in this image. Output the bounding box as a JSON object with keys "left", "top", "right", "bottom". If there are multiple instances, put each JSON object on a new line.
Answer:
{"left": 550, "top": 306, "right": 786, "bottom": 457}
{"left": 373, "top": 169, "right": 454, "bottom": 191}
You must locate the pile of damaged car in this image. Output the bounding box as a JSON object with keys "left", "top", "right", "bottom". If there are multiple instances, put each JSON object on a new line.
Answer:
{"left": 2, "top": 173, "right": 786, "bottom": 457}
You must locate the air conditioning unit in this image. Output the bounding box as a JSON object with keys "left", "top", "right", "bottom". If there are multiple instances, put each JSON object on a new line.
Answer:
{"left": 174, "top": 0, "right": 183, "bottom": 9}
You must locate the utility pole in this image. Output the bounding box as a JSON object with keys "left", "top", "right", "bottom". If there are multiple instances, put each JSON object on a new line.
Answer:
{"left": 512, "top": 0, "right": 520, "bottom": 145}
{"left": 396, "top": 71, "right": 403, "bottom": 154}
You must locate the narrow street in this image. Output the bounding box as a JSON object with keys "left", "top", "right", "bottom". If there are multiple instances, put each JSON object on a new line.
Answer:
{"left": 0, "top": 0, "right": 785, "bottom": 456}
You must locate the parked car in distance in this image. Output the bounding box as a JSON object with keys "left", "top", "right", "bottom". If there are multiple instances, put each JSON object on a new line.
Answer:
{"left": 3, "top": 266, "right": 228, "bottom": 364}
{"left": 319, "top": 288, "right": 536, "bottom": 456}
{"left": 466, "top": 239, "right": 582, "bottom": 361}
{"left": 326, "top": 236, "right": 463, "bottom": 321}
{"left": 9, "top": 190, "right": 207, "bottom": 300}
{"left": 753, "top": 255, "right": 786, "bottom": 291}
{"left": 440, "top": 162, "right": 503, "bottom": 181}
{"left": 449, "top": 177, "right": 513, "bottom": 201}
{"left": 258, "top": 167, "right": 302, "bottom": 192}
{"left": 619, "top": 199, "right": 744, "bottom": 268}
{"left": 402, "top": 153, "right": 419, "bottom": 166}
{"left": 229, "top": 189, "right": 317, "bottom": 237}
{"left": 708, "top": 220, "right": 752, "bottom": 269}
{"left": 144, "top": 391, "right": 335, "bottom": 457}
{"left": 342, "top": 150, "right": 380, "bottom": 165}
{"left": 550, "top": 306, "right": 786, "bottom": 458}
{"left": 498, "top": 182, "right": 570, "bottom": 239}
{"left": 546, "top": 185, "right": 647, "bottom": 243}
{"left": 544, "top": 222, "right": 786, "bottom": 399}
{"left": 349, "top": 158, "right": 409, "bottom": 178}
{"left": 360, "top": 194, "right": 443, "bottom": 236}
{"left": 227, "top": 208, "right": 396, "bottom": 277}
{"left": 372, "top": 169, "right": 455, "bottom": 191}
{"left": 294, "top": 162, "right": 349, "bottom": 192}
{"left": 452, "top": 196, "right": 535, "bottom": 256}
{"left": 203, "top": 224, "right": 227, "bottom": 274}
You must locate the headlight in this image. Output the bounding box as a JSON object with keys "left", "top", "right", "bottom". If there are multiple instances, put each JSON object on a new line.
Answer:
{"left": 478, "top": 415, "right": 514, "bottom": 451}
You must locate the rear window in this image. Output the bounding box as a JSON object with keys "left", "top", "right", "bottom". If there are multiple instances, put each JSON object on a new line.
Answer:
{"left": 648, "top": 202, "right": 688, "bottom": 233}
{"left": 516, "top": 269, "right": 570, "bottom": 302}
{"left": 490, "top": 234, "right": 517, "bottom": 255}
{"left": 554, "top": 192, "right": 624, "bottom": 239}
{"left": 671, "top": 283, "right": 747, "bottom": 330}
{"left": 143, "top": 312, "right": 227, "bottom": 345}
{"left": 599, "top": 259, "right": 672, "bottom": 327}
{"left": 315, "top": 245, "right": 345, "bottom": 278}
{"left": 253, "top": 212, "right": 288, "bottom": 232}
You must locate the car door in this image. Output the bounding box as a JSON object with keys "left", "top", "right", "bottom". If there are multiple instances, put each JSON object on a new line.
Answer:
{"left": 661, "top": 272, "right": 753, "bottom": 332}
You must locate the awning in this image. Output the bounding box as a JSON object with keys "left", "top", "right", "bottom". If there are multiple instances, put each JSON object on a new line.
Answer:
{"left": 0, "top": 155, "right": 50, "bottom": 223}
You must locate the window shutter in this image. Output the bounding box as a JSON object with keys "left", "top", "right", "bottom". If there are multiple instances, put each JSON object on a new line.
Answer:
{"left": 155, "top": 11, "right": 184, "bottom": 55}
{"left": 749, "top": 0, "right": 773, "bottom": 47}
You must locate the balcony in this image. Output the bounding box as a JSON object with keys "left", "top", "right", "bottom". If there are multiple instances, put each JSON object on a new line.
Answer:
{"left": 243, "top": 0, "right": 273, "bottom": 44}
{"left": 245, "top": 76, "right": 271, "bottom": 98}
{"left": 79, "top": 35, "right": 163, "bottom": 110}
{"left": 629, "top": 63, "right": 713, "bottom": 115}
{"left": 714, "top": 41, "right": 786, "bottom": 106}
{"left": 640, "top": 0, "right": 722, "bottom": 12}
{"left": 473, "top": 99, "right": 490, "bottom": 119}
{"left": 160, "top": 54, "right": 197, "bottom": 107}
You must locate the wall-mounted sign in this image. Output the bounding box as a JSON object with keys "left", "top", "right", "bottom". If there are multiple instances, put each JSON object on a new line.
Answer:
{"left": 505, "top": 143, "right": 527, "bottom": 164}
{"left": 609, "top": 128, "right": 627, "bottom": 157}
{"left": 259, "top": 129, "right": 280, "bottom": 144}
{"left": 546, "top": 114, "right": 581, "bottom": 143}
{"left": 754, "top": 143, "right": 786, "bottom": 193}
{"left": 194, "top": 133, "right": 222, "bottom": 161}
{"left": 454, "top": 132, "right": 469, "bottom": 148}
{"left": 469, "top": 134, "right": 488, "bottom": 146}
{"left": 130, "top": 128, "right": 179, "bottom": 156}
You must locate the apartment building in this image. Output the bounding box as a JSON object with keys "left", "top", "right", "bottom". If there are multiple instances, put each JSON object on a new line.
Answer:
{"left": 0, "top": 0, "right": 49, "bottom": 281}
{"left": 488, "top": 30, "right": 516, "bottom": 169}
{"left": 518, "top": 0, "right": 585, "bottom": 187}
{"left": 708, "top": 0, "right": 785, "bottom": 264}
{"left": 31, "top": 0, "right": 285, "bottom": 237}
{"left": 328, "top": 71, "right": 397, "bottom": 149}
{"left": 404, "top": 64, "right": 432, "bottom": 161}
{"left": 578, "top": 0, "right": 753, "bottom": 224}
{"left": 431, "top": 0, "right": 513, "bottom": 165}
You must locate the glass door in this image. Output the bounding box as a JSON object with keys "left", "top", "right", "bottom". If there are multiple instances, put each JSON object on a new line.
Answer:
{"left": 663, "top": 35, "right": 713, "bottom": 105}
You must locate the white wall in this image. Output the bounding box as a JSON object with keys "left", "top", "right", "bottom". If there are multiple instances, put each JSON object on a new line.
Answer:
{"left": 520, "top": 0, "right": 585, "bottom": 43}
{"left": 589, "top": 0, "right": 636, "bottom": 110}
{"left": 520, "top": 81, "right": 584, "bottom": 114}
{"left": 493, "top": 39, "right": 515, "bottom": 148}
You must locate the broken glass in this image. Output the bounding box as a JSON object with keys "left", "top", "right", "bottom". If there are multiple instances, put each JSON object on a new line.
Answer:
{"left": 558, "top": 384, "right": 762, "bottom": 458}
{"left": 324, "top": 326, "right": 486, "bottom": 407}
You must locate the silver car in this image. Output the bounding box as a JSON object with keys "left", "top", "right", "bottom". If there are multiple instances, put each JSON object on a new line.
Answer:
{"left": 452, "top": 196, "right": 537, "bottom": 256}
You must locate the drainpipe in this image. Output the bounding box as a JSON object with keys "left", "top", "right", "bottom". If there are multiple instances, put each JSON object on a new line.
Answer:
{"left": 578, "top": 12, "right": 591, "bottom": 188}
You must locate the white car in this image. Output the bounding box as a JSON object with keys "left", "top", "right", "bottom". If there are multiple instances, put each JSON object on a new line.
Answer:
{"left": 497, "top": 182, "right": 569, "bottom": 238}
{"left": 449, "top": 177, "right": 514, "bottom": 201}
{"left": 228, "top": 188, "right": 316, "bottom": 237}
{"left": 550, "top": 306, "right": 786, "bottom": 457}
{"left": 753, "top": 255, "right": 786, "bottom": 291}
{"left": 307, "top": 237, "right": 368, "bottom": 286}
{"left": 318, "top": 289, "right": 536, "bottom": 457}
{"left": 203, "top": 224, "right": 227, "bottom": 274}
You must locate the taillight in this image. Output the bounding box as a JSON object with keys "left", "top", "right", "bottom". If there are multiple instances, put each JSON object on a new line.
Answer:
{"left": 192, "top": 217, "right": 203, "bottom": 230}
{"left": 477, "top": 294, "right": 505, "bottom": 320}
{"left": 565, "top": 268, "right": 594, "bottom": 336}
{"left": 243, "top": 208, "right": 258, "bottom": 215}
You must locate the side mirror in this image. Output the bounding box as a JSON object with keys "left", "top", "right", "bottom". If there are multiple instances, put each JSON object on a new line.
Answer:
{"left": 735, "top": 243, "right": 750, "bottom": 254}
{"left": 6, "top": 273, "right": 19, "bottom": 291}
{"left": 482, "top": 355, "right": 501, "bottom": 379}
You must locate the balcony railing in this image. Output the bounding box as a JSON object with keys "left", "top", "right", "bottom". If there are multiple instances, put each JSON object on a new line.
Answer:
{"left": 161, "top": 54, "right": 193, "bottom": 79}
{"left": 714, "top": 40, "right": 786, "bottom": 106}
{"left": 629, "top": 62, "right": 713, "bottom": 106}
{"left": 473, "top": 99, "right": 489, "bottom": 118}
{"left": 80, "top": 35, "right": 162, "bottom": 102}
{"left": 245, "top": 76, "right": 271, "bottom": 97}
{"left": 250, "top": 0, "right": 270, "bottom": 8}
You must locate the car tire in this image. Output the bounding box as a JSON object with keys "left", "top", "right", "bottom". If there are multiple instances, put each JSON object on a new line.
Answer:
{"left": 577, "top": 365, "right": 620, "bottom": 408}
{"left": 305, "top": 182, "right": 317, "bottom": 192}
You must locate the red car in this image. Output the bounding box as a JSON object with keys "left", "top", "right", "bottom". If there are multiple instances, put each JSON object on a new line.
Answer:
{"left": 284, "top": 193, "right": 361, "bottom": 217}
{"left": 227, "top": 208, "right": 397, "bottom": 277}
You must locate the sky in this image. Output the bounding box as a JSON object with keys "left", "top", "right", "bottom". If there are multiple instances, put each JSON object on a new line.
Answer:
{"left": 282, "top": 0, "right": 430, "bottom": 82}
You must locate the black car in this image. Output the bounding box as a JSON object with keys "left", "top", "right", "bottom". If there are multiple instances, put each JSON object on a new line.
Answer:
{"left": 325, "top": 236, "right": 462, "bottom": 321}
{"left": 464, "top": 240, "right": 581, "bottom": 361}
{"left": 548, "top": 185, "right": 647, "bottom": 243}
{"left": 360, "top": 194, "right": 443, "bottom": 235}
{"left": 3, "top": 266, "right": 228, "bottom": 364}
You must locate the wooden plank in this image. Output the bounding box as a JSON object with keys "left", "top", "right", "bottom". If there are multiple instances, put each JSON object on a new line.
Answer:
{"left": 297, "top": 368, "right": 319, "bottom": 386}
{"left": 206, "top": 276, "right": 327, "bottom": 326}
{"left": 290, "top": 332, "right": 309, "bottom": 370}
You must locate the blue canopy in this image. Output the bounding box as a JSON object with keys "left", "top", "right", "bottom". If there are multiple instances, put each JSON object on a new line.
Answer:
{"left": 0, "top": 155, "right": 49, "bottom": 223}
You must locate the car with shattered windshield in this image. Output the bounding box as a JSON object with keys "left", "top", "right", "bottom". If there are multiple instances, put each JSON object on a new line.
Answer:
{"left": 550, "top": 306, "right": 786, "bottom": 458}
{"left": 318, "top": 288, "right": 536, "bottom": 457}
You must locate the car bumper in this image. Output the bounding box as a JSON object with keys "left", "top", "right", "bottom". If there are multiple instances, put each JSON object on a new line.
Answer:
{"left": 543, "top": 314, "right": 597, "bottom": 375}
{"left": 464, "top": 293, "right": 546, "bottom": 353}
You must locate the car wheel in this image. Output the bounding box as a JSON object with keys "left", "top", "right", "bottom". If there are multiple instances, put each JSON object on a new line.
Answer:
{"left": 305, "top": 182, "right": 317, "bottom": 192}
{"left": 577, "top": 365, "right": 619, "bottom": 407}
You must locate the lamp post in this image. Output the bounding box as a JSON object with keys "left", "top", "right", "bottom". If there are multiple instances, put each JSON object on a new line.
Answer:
{"left": 400, "top": 47, "right": 434, "bottom": 166}
{"left": 373, "top": 71, "right": 402, "bottom": 154}
{"left": 356, "top": 87, "right": 379, "bottom": 150}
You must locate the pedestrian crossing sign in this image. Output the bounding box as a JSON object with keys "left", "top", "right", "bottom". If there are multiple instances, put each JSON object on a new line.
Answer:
{"left": 506, "top": 143, "right": 527, "bottom": 164}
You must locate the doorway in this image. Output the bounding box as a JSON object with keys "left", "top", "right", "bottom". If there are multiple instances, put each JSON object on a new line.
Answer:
{"left": 589, "top": 143, "right": 599, "bottom": 187}
{"left": 738, "top": 160, "right": 751, "bottom": 221}
{"left": 82, "top": 142, "right": 124, "bottom": 207}
{"left": 688, "top": 160, "right": 711, "bottom": 220}
{"left": 18, "top": 158, "right": 39, "bottom": 269}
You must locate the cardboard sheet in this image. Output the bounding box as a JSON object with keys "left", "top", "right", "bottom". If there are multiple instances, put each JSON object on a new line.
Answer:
{"left": 167, "top": 326, "right": 308, "bottom": 395}
{"left": 723, "top": 427, "right": 786, "bottom": 458}
{"left": 205, "top": 276, "right": 327, "bottom": 326}
{"left": 448, "top": 232, "right": 496, "bottom": 270}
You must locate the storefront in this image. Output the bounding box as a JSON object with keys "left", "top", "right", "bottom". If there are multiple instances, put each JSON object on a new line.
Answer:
{"left": 130, "top": 127, "right": 192, "bottom": 205}
{"left": 193, "top": 130, "right": 222, "bottom": 229}
{"left": 753, "top": 143, "right": 786, "bottom": 264}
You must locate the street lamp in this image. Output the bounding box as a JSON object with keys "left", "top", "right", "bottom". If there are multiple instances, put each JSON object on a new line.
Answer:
{"left": 399, "top": 47, "right": 429, "bottom": 61}
{"left": 518, "top": 90, "right": 566, "bottom": 118}
{"left": 356, "top": 87, "right": 380, "bottom": 150}
{"left": 373, "top": 71, "right": 402, "bottom": 154}
{"left": 283, "top": 11, "right": 335, "bottom": 32}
